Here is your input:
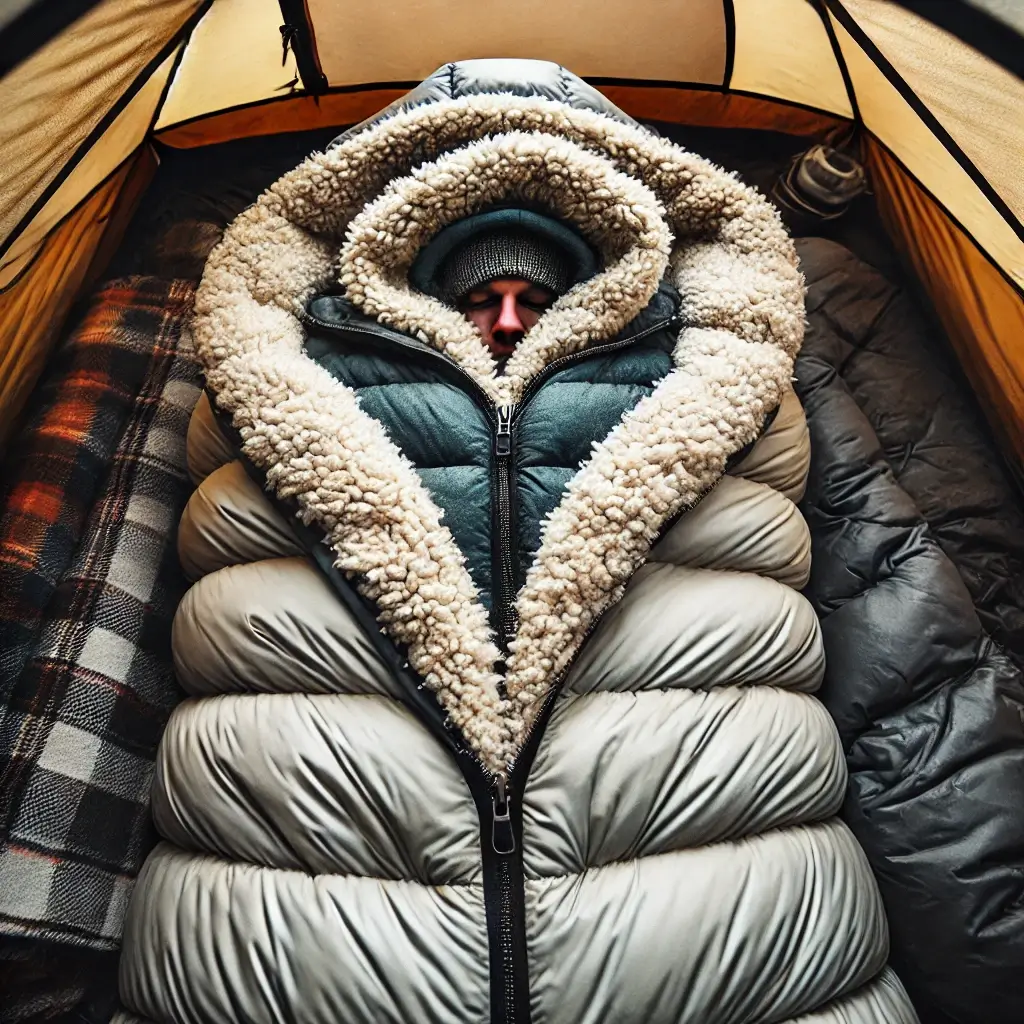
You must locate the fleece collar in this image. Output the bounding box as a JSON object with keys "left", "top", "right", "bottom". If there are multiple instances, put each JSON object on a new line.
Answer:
{"left": 193, "top": 95, "right": 805, "bottom": 777}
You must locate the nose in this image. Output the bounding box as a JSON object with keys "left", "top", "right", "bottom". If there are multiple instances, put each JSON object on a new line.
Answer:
{"left": 492, "top": 291, "right": 526, "bottom": 347}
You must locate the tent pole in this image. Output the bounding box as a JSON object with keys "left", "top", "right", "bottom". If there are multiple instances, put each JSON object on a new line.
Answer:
{"left": 278, "top": 0, "right": 328, "bottom": 95}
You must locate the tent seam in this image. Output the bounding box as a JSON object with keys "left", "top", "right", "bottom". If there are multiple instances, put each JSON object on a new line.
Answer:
{"left": 146, "top": 11, "right": 207, "bottom": 138}
{"left": 811, "top": 0, "right": 862, "bottom": 123}
{"left": 277, "top": 0, "right": 328, "bottom": 93}
{"left": 0, "top": 148, "right": 148, "bottom": 297}
{"left": 866, "top": 134, "right": 1024, "bottom": 301}
{"left": 151, "top": 80, "right": 853, "bottom": 137}
{"left": 823, "top": 0, "right": 1024, "bottom": 243}
{"left": 0, "top": 0, "right": 214, "bottom": 264}
{"left": 722, "top": 0, "right": 737, "bottom": 90}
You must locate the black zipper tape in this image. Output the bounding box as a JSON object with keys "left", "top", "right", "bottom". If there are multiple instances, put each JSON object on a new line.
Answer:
{"left": 209, "top": 392, "right": 530, "bottom": 1023}
{"left": 494, "top": 404, "right": 519, "bottom": 650}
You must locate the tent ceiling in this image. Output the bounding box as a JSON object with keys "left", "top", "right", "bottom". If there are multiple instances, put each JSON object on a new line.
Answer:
{"left": 2, "top": 0, "right": 1021, "bottom": 296}
{"left": 306, "top": 0, "right": 726, "bottom": 86}
{"left": 731, "top": 0, "right": 853, "bottom": 118}
{"left": 842, "top": 0, "right": 1024, "bottom": 231}
{"left": 156, "top": 0, "right": 733, "bottom": 133}
{"left": 1, "top": 0, "right": 1023, "bottom": 461}
{"left": 155, "top": 0, "right": 292, "bottom": 130}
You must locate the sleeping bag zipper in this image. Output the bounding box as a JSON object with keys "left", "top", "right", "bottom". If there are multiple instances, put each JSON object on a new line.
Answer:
{"left": 298, "top": 306, "right": 685, "bottom": 1023}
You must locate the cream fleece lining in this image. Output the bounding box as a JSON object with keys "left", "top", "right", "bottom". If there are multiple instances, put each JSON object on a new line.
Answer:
{"left": 193, "top": 96, "right": 805, "bottom": 776}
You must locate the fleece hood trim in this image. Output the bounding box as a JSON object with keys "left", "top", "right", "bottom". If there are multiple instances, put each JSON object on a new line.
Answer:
{"left": 192, "top": 89, "right": 805, "bottom": 776}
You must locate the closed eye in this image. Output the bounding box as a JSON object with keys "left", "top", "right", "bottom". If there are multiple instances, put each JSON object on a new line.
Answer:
{"left": 462, "top": 295, "right": 502, "bottom": 311}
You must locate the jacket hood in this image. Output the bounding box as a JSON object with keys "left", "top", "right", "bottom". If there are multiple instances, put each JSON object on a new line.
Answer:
{"left": 328, "top": 58, "right": 640, "bottom": 148}
{"left": 193, "top": 59, "right": 806, "bottom": 776}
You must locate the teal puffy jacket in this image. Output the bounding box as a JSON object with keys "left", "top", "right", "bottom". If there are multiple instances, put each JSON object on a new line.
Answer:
{"left": 304, "top": 283, "right": 682, "bottom": 644}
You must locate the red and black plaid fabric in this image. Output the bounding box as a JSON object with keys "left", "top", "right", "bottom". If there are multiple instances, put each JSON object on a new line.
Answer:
{"left": 0, "top": 281, "right": 196, "bottom": 689}
{"left": 0, "top": 278, "right": 200, "bottom": 974}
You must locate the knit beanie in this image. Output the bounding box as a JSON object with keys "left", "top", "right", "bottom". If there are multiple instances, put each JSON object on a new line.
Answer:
{"left": 437, "top": 228, "right": 571, "bottom": 303}
{"left": 409, "top": 208, "right": 600, "bottom": 305}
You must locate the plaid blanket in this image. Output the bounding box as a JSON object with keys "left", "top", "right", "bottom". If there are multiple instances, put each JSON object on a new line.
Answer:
{"left": 0, "top": 279, "right": 200, "bottom": 969}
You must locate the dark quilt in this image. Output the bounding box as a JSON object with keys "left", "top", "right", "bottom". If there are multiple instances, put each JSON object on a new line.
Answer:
{"left": 796, "top": 237, "right": 1024, "bottom": 1024}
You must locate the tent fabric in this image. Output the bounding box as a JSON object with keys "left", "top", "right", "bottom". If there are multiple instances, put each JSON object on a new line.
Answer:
{"left": 731, "top": 0, "right": 854, "bottom": 117}
{"left": 827, "top": 4, "right": 1024, "bottom": 292}
{"left": 0, "top": 0, "right": 1022, "bottom": 461}
{"left": 306, "top": 0, "right": 726, "bottom": 85}
{"left": 842, "top": 0, "right": 1024, "bottom": 226}
{"left": 0, "top": 0, "right": 198, "bottom": 250}
{"left": 0, "top": 151, "right": 156, "bottom": 452}
{"left": 154, "top": 87, "right": 850, "bottom": 150}
{"left": 866, "top": 139, "right": 1024, "bottom": 461}
{"left": 153, "top": 0, "right": 296, "bottom": 131}
{"left": 0, "top": 47, "right": 181, "bottom": 290}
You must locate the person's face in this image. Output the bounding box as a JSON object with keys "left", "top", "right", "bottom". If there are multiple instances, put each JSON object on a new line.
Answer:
{"left": 459, "top": 279, "right": 555, "bottom": 358}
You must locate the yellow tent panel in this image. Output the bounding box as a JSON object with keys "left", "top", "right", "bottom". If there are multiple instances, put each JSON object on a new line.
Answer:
{"left": 0, "top": 0, "right": 1022, "bottom": 461}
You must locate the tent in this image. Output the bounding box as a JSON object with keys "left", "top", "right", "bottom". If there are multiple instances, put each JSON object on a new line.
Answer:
{"left": 0, "top": 0, "right": 1022, "bottom": 465}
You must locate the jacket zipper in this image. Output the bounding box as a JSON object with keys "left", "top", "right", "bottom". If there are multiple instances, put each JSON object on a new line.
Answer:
{"left": 302, "top": 309, "right": 685, "bottom": 1020}
{"left": 479, "top": 475, "right": 723, "bottom": 1020}
{"left": 490, "top": 773, "right": 518, "bottom": 1024}
{"left": 494, "top": 405, "right": 518, "bottom": 647}
{"left": 487, "top": 314, "right": 682, "bottom": 648}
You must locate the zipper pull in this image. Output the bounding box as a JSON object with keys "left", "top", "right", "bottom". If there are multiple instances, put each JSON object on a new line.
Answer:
{"left": 491, "top": 774, "right": 516, "bottom": 854}
{"left": 494, "top": 405, "right": 513, "bottom": 457}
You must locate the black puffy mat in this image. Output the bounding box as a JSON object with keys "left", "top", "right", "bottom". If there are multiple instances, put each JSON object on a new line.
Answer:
{"left": 797, "top": 237, "right": 1024, "bottom": 670}
{"left": 796, "top": 263, "right": 1024, "bottom": 1022}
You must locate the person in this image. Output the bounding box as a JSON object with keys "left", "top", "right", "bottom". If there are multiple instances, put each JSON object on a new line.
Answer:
{"left": 117, "top": 61, "right": 921, "bottom": 1023}
{"left": 459, "top": 279, "right": 554, "bottom": 356}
